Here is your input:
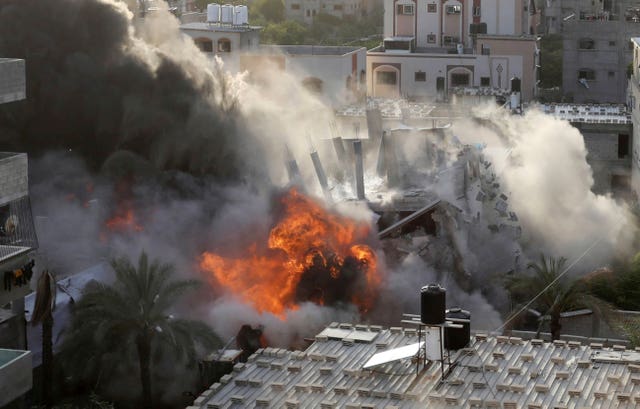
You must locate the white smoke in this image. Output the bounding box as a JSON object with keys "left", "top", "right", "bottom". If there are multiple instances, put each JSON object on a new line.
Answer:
{"left": 454, "top": 105, "right": 635, "bottom": 267}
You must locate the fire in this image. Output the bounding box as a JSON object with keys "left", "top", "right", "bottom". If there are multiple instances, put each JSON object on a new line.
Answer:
{"left": 105, "top": 205, "right": 143, "bottom": 233}
{"left": 200, "top": 188, "right": 381, "bottom": 318}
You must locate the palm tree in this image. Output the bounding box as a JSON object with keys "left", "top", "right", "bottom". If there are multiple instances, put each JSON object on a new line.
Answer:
{"left": 506, "top": 253, "right": 607, "bottom": 340}
{"left": 32, "top": 270, "right": 56, "bottom": 408}
{"left": 60, "top": 252, "right": 219, "bottom": 409}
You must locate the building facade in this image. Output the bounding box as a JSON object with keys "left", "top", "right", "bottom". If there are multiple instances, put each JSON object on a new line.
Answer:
{"left": 542, "top": 0, "right": 640, "bottom": 103}
{"left": 627, "top": 37, "right": 640, "bottom": 199}
{"left": 240, "top": 45, "right": 367, "bottom": 105}
{"left": 366, "top": 0, "right": 539, "bottom": 101}
{"left": 180, "top": 22, "right": 262, "bottom": 73}
{"left": 284, "top": 0, "right": 366, "bottom": 24}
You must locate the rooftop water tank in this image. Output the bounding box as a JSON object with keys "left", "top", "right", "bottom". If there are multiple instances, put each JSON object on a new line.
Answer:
{"left": 420, "top": 284, "right": 446, "bottom": 325}
{"left": 236, "top": 5, "right": 248, "bottom": 25}
{"left": 457, "top": 43, "right": 463, "bottom": 55}
{"left": 220, "top": 4, "right": 234, "bottom": 24}
{"left": 207, "top": 3, "right": 220, "bottom": 23}
{"left": 444, "top": 308, "right": 471, "bottom": 350}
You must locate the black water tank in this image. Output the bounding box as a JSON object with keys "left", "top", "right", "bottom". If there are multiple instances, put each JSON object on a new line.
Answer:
{"left": 511, "top": 77, "right": 521, "bottom": 93}
{"left": 444, "top": 308, "right": 471, "bottom": 350}
{"left": 420, "top": 284, "right": 446, "bottom": 325}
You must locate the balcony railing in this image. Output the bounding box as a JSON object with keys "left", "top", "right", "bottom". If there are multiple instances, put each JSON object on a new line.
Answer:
{"left": 0, "top": 349, "right": 32, "bottom": 407}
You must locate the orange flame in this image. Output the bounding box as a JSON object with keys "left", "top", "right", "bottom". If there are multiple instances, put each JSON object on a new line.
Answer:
{"left": 200, "top": 188, "right": 381, "bottom": 318}
{"left": 105, "top": 204, "right": 143, "bottom": 233}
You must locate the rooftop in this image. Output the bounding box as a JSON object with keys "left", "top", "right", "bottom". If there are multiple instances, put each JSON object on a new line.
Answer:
{"left": 194, "top": 323, "right": 640, "bottom": 409}
{"left": 180, "top": 22, "right": 261, "bottom": 33}
{"left": 259, "top": 45, "right": 363, "bottom": 57}
{"left": 541, "top": 103, "right": 632, "bottom": 125}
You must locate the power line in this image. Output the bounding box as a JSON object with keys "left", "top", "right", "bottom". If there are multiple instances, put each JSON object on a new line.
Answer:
{"left": 494, "top": 236, "right": 603, "bottom": 334}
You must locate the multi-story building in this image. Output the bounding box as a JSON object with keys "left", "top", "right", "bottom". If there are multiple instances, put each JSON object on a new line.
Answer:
{"left": 0, "top": 57, "right": 37, "bottom": 409}
{"left": 627, "top": 37, "right": 640, "bottom": 198}
{"left": 285, "top": 0, "right": 366, "bottom": 24}
{"left": 542, "top": 0, "right": 640, "bottom": 104}
{"left": 366, "top": 0, "right": 539, "bottom": 101}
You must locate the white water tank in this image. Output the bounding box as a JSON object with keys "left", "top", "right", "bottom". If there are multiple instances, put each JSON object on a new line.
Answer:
{"left": 456, "top": 43, "right": 463, "bottom": 55}
{"left": 220, "top": 4, "right": 234, "bottom": 24}
{"left": 207, "top": 3, "right": 220, "bottom": 23}
{"left": 510, "top": 92, "right": 521, "bottom": 109}
{"left": 236, "top": 5, "right": 248, "bottom": 25}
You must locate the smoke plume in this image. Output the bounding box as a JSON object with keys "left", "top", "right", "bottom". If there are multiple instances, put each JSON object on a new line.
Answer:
{"left": 0, "top": 0, "right": 258, "bottom": 179}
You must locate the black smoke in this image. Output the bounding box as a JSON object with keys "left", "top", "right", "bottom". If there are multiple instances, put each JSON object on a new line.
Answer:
{"left": 0, "top": 0, "right": 261, "bottom": 181}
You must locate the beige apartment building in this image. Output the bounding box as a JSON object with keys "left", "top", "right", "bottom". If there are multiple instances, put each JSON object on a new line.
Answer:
{"left": 366, "top": 0, "right": 540, "bottom": 101}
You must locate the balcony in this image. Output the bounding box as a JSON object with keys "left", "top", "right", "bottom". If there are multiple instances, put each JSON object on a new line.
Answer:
{"left": 0, "top": 59, "right": 25, "bottom": 104}
{"left": 0, "top": 349, "right": 32, "bottom": 407}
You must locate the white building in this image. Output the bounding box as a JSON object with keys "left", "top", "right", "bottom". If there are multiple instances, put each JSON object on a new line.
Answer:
{"left": 240, "top": 45, "right": 367, "bottom": 105}
{"left": 180, "top": 22, "right": 262, "bottom": 73}
{"left": 366, "top": 0, "right": 540, "bottom": 101}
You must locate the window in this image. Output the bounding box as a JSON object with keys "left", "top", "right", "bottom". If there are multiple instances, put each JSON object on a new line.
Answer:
{"left": 609, "top": 40, "right": 616, "bottom": 46}
{"left": 218, "top": 38, "right": 231, "bottom": 52}
{"left": 302, "top": 77, "right": 323, "bottom": 94}
{"left": 334, "top": 4, "right": 343, "bottom": 10}
{"left": 312, "top": 9, "right": 316, "bottom": 16}
{"left": 306, "top": 9, "right": 310, "bottom": 16}
{"left": 195, "top": 38, "right": 213, "bottom": 53}
{"left": 446, "top": 4, "right": 462, "bottom": 14}
{"left": 377, "top": 71, "right": 397, "bottom": 85}
{"left": 481, "top": 44, "right": 490, "bottom": 55}
{"left": 415, "top": 71, "right": 426, "bottom": 82}
{"left": 427, "top": 34, "right": 436, "bottom": 43}
{"left": 397, "top": 4, "right": 414, "bottom": 15}
{"left": 443, "top": 36, "right": 459, "bottom": 45}
{"left": 619, "top": 134, "right": 630, "bottom": 158}
{"left": 473, "top": 6, "right": 481, "bottom": 16}
{"left": 608, "top": 71, "right": 615, "bottom": 78}
{"left": 578, "top": 38, "right": 595, "bottom": 49}
{"left": 451, "top": 73, "right": 470, "bottom": 86}
{"left": 291, "top": 3, "right": 300, "bottom": 10}
{"left": 427, "top": 3, "right": 437, "bottom": 12}
{"left": 578, "top": 69, "right": 596, "bottom": 80}
{"left": 481, "top": 77, "right": 490, "bottom": 86}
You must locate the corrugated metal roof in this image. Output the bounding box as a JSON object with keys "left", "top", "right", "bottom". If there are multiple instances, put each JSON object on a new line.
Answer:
{"left": 194, "top": 324, "right": 640, "bottom": 408}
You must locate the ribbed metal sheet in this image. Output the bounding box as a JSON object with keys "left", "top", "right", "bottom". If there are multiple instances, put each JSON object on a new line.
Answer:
{"left": 195, "top": 326, "right": 640, "bottom": 409}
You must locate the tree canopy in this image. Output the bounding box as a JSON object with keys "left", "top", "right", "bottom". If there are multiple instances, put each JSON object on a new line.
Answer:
{"left": 59, "top": 252, "right": 219, "bottom": 408}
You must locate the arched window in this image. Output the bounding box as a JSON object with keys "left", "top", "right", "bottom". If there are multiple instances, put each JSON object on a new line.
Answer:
{"left": 194, "top": 37, "right": 213, "bottom": 53}
{"left": 218, "top": 38, "right": 231, "bottom": 53}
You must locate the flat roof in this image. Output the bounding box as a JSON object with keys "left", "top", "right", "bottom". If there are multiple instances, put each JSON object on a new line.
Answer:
{"left": 541, "top": 103, "right": 631, "bottom": 124}
{"left": 180, "top": 22, "right": 261, "bottom": 33}
{"left": 195, "top": 324, "right": 640, "bottom": 409}
{"left": 259, "top": 45, "right": 364, "bottom": 56}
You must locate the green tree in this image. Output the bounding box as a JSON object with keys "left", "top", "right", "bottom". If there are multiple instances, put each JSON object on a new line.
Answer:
{"left": 588, "top": 252, "right": 640, "bottom": 310}
{"left": 32, "top": 270, "right": 56, "bottom": 409}
{"left": 261, "top": 20, "right": 308, "bottom": 44}
{"left": 253, "top": 0, "right": 284, "bottom": 23}
{"left": 507, "top": 254, "right": 607, "bottom": 340}
{"left": 539, "top": 34, "right": 563, "bottom": 89}
{"left": 60, "top": 252, "right": 219, "bottom": 409}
